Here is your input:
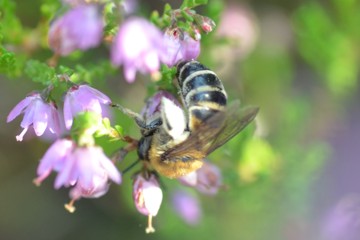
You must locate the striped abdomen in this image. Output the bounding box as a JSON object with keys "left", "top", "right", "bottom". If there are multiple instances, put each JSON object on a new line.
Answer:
{"left": 176, "top": 61, "right": 227, "bottom": 130}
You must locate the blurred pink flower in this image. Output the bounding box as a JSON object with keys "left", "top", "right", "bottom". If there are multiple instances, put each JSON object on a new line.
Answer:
{"left": 179, "top": 161, "right": 222, "bottom": 195}
{"left": 7, "top": 92, "right": 61, "bottom": 141}
{"left": 172, "top": 190, "right": 202, "bottom": 225}
{"left": 48, "top": 5, "right": 103, "bottom": 56}
{"left": 216, "top": 4, "right": 258, "bottom": 60}
{"left": 196, "top": 162, "right": 222, "bottom": 195}
{"left": 178, "top": 171, "right": 197, "bottom": 187}
{"left": 111, "top": 17, "right": 166, "bottom": 83}
{"left": 162, "top": 29, "right": 200, "bottom": 67}
{"left": 321, "top": 195, "right": 360, "bottom": 240}
{"left": 63, "top": 84, "right": 111, "bottom": 129}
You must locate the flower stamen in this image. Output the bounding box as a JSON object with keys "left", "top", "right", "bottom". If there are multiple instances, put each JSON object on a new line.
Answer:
{"left": 145, "top": 215, "right": 155, "bottom": 234}
{"left": 16, "top": 127, "right": 28, "bottom": 142}
{"left": 64, "top": 199, "right": 76, "bottom": 213}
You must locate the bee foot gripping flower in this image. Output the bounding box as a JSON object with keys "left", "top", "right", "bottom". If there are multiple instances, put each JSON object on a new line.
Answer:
{"left": 133, "top": 173, "right": 163, "bottom": 233}
{"left": 64, "top": 84, "right": 111, "bottom": 129}
{"left": 111, "top": 17, "right": 166, "bottom": 83}
{"left": 48, "top": 4, "right": 103, "bottom": 56}
{"left": 34, "top": 139, "right": 121, "bottom": 212}
{"left": 7, "top": 92, "right": 61, "bottom": 141}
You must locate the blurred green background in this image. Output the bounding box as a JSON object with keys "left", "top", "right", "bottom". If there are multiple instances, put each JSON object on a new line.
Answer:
{"left": 1, "top": 0, "right": 360, "bottom": 239}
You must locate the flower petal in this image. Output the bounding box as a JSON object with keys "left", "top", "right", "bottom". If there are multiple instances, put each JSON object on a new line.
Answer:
{"left": 63, "top": 92, "right": 74, "bottom": 129}
{"left": 7, "top": 96, "right": 34, "bottom": 122}
{"left": 33, "top": 101, "right": 50, "bottom": 136}
{"left": 48, "top": 104, "right": 61, "bottom": 135}
{"left": 80, "top": 85, "right": 111, "bottom": 104}
{"left": 37, "top": 139, "right": 74, "bottom": 176}
{"left": 20, "top": 101, "right": 36, "bottom": 128}
{"left": 98, "top": 152, "right": 121, "bottom": 184}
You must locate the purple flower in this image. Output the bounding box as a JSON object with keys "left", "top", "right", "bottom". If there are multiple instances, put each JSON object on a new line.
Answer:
{"left": 34, "top": 138, "right": 75, "bottom": 186}
{"left": 64, "top": 84, "right": 111, "bottom": 129}
{"left": 35, "top": 139, "right": 121, "bottom": 188}
{"left": 140, "top": 90, "right": 181, "bottom": 119}
{"left": 179, "top": 161, "right": 223, "bottom": 195}
{"left": 196, "top": 162, "right": 223, "bottom": 195}
{"left": 172, "top": 190, "right": 202, "bottom": 225}
{"left": 54, "top": 145, "right": 121, "bottom": 189}
{"left": 162, "top": 29, "right": 200, "bottom": 67}
{"left": 7, "top": 93, "right": 61, "bottom": 141}
{"left": 133, "top": 173, "right": 163, "bottom": 233}
{"left": 48, "top": 5, "right": 103, "bottom": 56}
{"left": 321, "top": 195, "right": 360, "bottom": 240}
{"left": 178, "top": 171, "right": 197, "bottom": 187}
{"left": 69, "top": 174, "right": 109, "bottom": 200}
{"left": 111, "top": 17, "right": 166, "bottom": 83}
{"left": 34, "top": 138, "right": 121, "bottom": 212}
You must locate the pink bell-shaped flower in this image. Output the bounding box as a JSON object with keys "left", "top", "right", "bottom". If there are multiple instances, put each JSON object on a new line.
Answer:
{"left": 7, "top": 92, "right": 61, "bottom": 141}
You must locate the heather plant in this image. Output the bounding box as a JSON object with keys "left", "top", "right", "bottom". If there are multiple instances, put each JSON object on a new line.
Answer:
{"left": 3, "top": 0, "right": 235, "bottom": 233}
{"left": 2, "top": 0, "right": 360, "bottom": 239}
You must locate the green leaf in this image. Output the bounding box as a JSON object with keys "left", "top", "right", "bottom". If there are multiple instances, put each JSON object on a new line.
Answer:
{"left": 58, "top": 65, "right": 74, "bottom": 77}
{"left": 0, "top": 47, "right": 16, "bottom": 75}
{"left": 71, "top": 61, "right": 117, "bottom": 84}
{"left": 180, "top": 0, "right": 208, "bottom": 9}
{"left": 164, "top": 3, "right": 172, "bottom": 14}
{"left": 24, "top": 60, "right": 57, "bottom": 85}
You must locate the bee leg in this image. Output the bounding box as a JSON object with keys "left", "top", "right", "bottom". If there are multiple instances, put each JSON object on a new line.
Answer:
{"left": 140, "top": 118, "right": 163, "bottom": 136}
{"left": 111, "top": 103, "right": 161, "bottom": 133}
{"left": 112, "top": 136, "right": 138, "bottom": 163}
{"left": 111, "top": 102, "right": 145, "bottom": 124}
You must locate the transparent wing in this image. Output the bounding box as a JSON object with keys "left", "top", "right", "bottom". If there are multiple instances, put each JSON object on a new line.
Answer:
{"left": 162, "top": 100, "right": 259, "bottom": 161}
{"left": 206, "top": 101, "right": 259, "bottom": 154}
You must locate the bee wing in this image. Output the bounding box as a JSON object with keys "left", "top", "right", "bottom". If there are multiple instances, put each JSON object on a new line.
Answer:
{"left": 205, "top": 101, "right": 259, "bottom": 154}
{"left": 162, "top": 100, "right": 259, "bottom": 161}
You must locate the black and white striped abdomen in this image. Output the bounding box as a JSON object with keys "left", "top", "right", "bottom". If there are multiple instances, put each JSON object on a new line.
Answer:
{"left": 176, "top": 61, "right": 228, "bottom": 129}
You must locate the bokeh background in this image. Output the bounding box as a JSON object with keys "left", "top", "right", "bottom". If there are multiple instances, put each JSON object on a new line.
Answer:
{"left": 1, "top": 0, "right": 360, "bottom": 239}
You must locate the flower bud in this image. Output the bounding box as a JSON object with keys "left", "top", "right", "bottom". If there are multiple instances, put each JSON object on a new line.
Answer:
{"left": 202, "top": 17, "right": 216, "bottom": 33}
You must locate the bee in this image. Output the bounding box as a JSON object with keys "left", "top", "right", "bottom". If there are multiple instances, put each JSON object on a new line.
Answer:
{"left": 115, "top": 60, "right": 258, "bottom": 178}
